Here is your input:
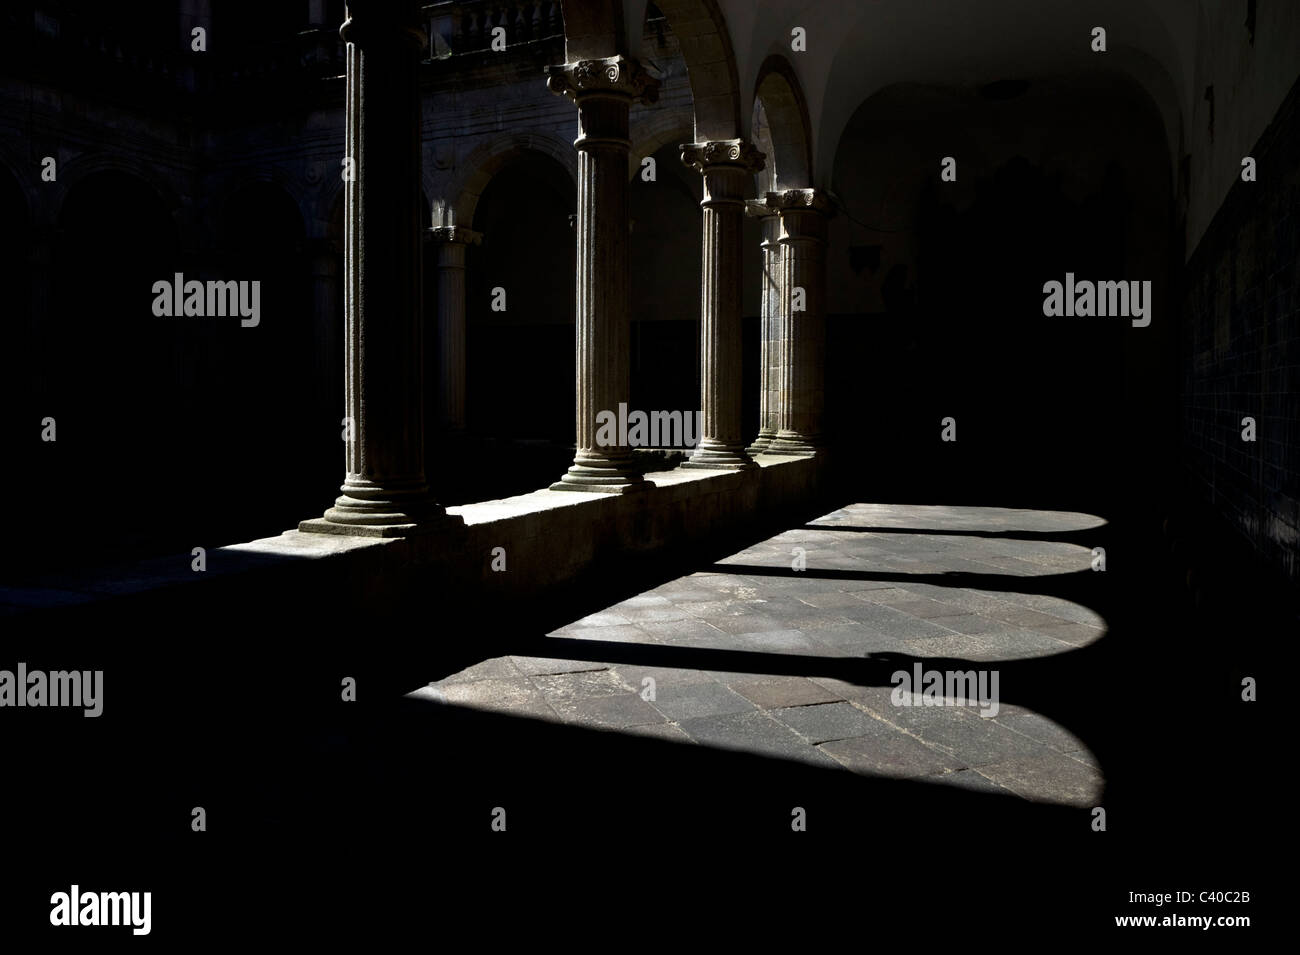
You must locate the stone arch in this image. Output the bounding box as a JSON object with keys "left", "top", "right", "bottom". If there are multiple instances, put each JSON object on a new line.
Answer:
{"left": 45, "top": 170, "right": 182, "bottom": 561}
{"left": 309, "top": 159, "right": 346, "bottom": 240}
{"left": 825, "top": 75, "right": 1175, "bottom": 502}
{"left": 643, "top": 0, "right": 741, "bottom": 140}
{"left": 53, "top": 154, "right": 186, "bottom": 249}
{"left": 218, "top": 179, "right": 307, "bottom": 255}
{"left": 753, "top": 54, "right": 812, "bottom": 192}
{"left": 0, "top": 151, "right": 32, "bottom": 234}
{"left": 810, "top": 0, "right": 1192, "bottom": 187}
{"left": 0, "top": 161, "right": 32, "bottom": 535}
{"left": 211, "top": 168, "right": 313, "bottom": 241}
{"left": 563, "top": 1, "right": 741, "bottom": 141}
{"left": 444, "top": 133, "right": 577, "bottom": 227}
{"left": 629, "top": 112, "right": 693, "bottom": 179}
{"left": 462, "top": 150, "right": 576, "bottom": 447}
{"left": 54, "top": 153, "right": 182, "bottom": 218}
{"left": 211, "top": 179, "right": 333, "bottom": 527}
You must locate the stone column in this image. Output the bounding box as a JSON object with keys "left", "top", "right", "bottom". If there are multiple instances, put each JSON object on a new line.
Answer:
{"left": 544, "top": 56, "right": 659, "bottom": 492}
{"left": 680, "top": 140, "right": 765, "bottom": 469}
{"left": 746, "top": 200, "right": 782, "bottom": 454}
{"left": 427, "top": 226, "right": 481, "bottom": 433}
{"left": 301, "top": 0, "right": 455, "bottom": 535}
{"left": 767, "top": 188, "right": 832, "bottom": 456}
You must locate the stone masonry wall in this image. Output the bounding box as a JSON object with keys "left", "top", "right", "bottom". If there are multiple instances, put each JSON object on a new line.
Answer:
{"left": 1182, "top": 75, "right": 1300, "bottom": 588}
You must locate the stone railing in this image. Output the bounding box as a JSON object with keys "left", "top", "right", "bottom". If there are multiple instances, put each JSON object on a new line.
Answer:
{"left": 4, "top": 8, "right": 188, "bottom": 95}
{"left": 212, "top": 29, "right": 346, "bottom": 92}
{"left": 423, "top": 0, "right": 564, "bottom": 58}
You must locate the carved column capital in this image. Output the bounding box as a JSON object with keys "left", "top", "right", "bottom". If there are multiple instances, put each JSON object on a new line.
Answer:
{"left": 763, "top": 188, "right": 835, "bottom": 217}
{"left": 544, "top": 56, "right": 660, "bottom": 104}
{"left": 681, "top": 139, "right": 766, "bottom": 174}
{"left": 426, "top": 226, "right": 482, "bottom": 246}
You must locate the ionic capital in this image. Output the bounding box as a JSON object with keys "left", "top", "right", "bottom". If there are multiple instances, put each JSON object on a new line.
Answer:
{"left": 545, "top": 56, "right": 660, "bottom": 105}
{"left": 763, "top": 188, "right": 835, "bottom": 217}
{"left": 427, "top": 226, "right": 482, "bottom": 246}
{"left": 681, "top": 139, "right": 766, "bottom": 174}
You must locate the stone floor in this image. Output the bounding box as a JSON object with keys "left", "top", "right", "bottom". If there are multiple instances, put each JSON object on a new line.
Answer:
{"left": 412, "top": 502, "right": 1110, "bottom": 806}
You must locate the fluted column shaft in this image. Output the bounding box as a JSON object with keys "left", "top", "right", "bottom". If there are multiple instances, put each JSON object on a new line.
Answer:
{"left": 681, "top": 140, "right": 765, "bottom": 469}
{"left": 767, "top": 189, "right": 832, "bottom": 456}
{"left": 428, "top": 226, "right": 480, "bottom": 433}
{"left": 747, "top": 203, "right": 782, "bottom": 454}
{"left": 301, "top": 0, "right": 452, "bottom": 534}
{"left": 545, "top": 56, "right": 659, "bottom": 492}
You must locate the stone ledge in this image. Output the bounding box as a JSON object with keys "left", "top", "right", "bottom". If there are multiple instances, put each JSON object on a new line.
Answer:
{"left": 2, "top": 456, "right": 828, "bottom": 619}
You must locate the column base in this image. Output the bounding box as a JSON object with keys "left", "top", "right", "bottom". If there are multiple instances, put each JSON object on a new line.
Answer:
{"left": 746, "top": 429, "right": 777, "bottom": 455}
{"left": 765, "top": 431, "right": 822, "bottom": 456}
{"left": 298, "top": 516, "right": 462, "bottom": 538}
{"left": 682, "top": 439, "right": 757, "bottom": 470}
{"left": 550, "top": 451, "right": 650, "bottom": 493}
{"left": 299, "top": 481, "right": 463, "bottom": 536}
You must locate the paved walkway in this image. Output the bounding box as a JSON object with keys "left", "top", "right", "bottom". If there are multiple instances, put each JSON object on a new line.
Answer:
{"left": 413, "top": 503, "right": 1108, "bottom": 806}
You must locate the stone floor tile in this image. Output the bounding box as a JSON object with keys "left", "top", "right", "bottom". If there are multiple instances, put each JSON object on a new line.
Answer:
{"left": 649, "top": 680, "right": 756, "bottom": 722}
{"left": 927, "top": 768, "right": 1020, "bottom": 796}
{"left": 550, "top": 692, "right": 668, "bottom": 729}
{"left": 975, "top": 751, "right": 1104, "bottom": 806}
{"left": 509, "top": 656, "right": 610, "bottom": 677}
{"left": 928, "top": 613, "right": 1007, "bottom": 635}
{"left": 991, "top": 711, "right": 1090, "bottom": 755}
{"left": 794, "top": 591, "right": 868, "bottom": 609}
{"left": 772, "top": 701, "right": 880, "bottom": 743}
{"left": 874, "top": 704, "right": 1055, "bottom": 768}
{"left": 436, "top": 677, "right": 558, "bottom": 721}
{"left": 885, "top": 598, "right": 968, "bottom": 619}
{"left": 634, "top": 617, "right": 729, "bottom": 643}
{"left": 677, "top": 710, "right": 841, "bottom": 767}
{"left": 529, "top": 669, "right": 627, "bottom": 703}
{"left": 609, "top": 665, "right": 716, "bottom": 692}
{"left": 622, "top": 722, "right": 693, "bottom": 743}
{"left": 1035, "top": 622, "right": 1107, "bottom": 646}
{"left": 727, "top": 676, "right": 843, "bottom": 709}
{"left": 566, "top": 610, "right": 634, "bottom": 628}
{"left": 437, "top": 656, "right": 522, "bottom": 684}
{"left": 705, "top": 613, "right": 790, "bottom": 635}
{"left": 725, "top": 628, "right": 817, "bottom": 652}
{"left": 818, "top": 724, "right": 964, "bottom": 777}
{"left": 555, "top": 624, "right": 654, "bottom": 644}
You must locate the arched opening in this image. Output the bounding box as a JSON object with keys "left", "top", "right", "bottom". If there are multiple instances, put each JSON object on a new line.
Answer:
{"left": 826, "top": 74, "right": 1175, "bottom": 507}
{"left": 0, "top": 167, "right": 28, "bottom": 407}
{"left": 644, "top": 0, "right": 740, "bottom": 140}
{"left": 0, "top": 168, "right": 31, "bottom": 577}
{"left": 42, "top": 170, "right": 181, "bottom": 568}
{"left": 629, "top": 141, "right": 702, "bottom": 445}
{"left": 752, "top": 56, "right": 812, "bottom": 193}
{"left": 456, "top": 151, "right": 576, "bottom": 499}
{"left": 207, "top": 181, "right": 316, "bottom": 540}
